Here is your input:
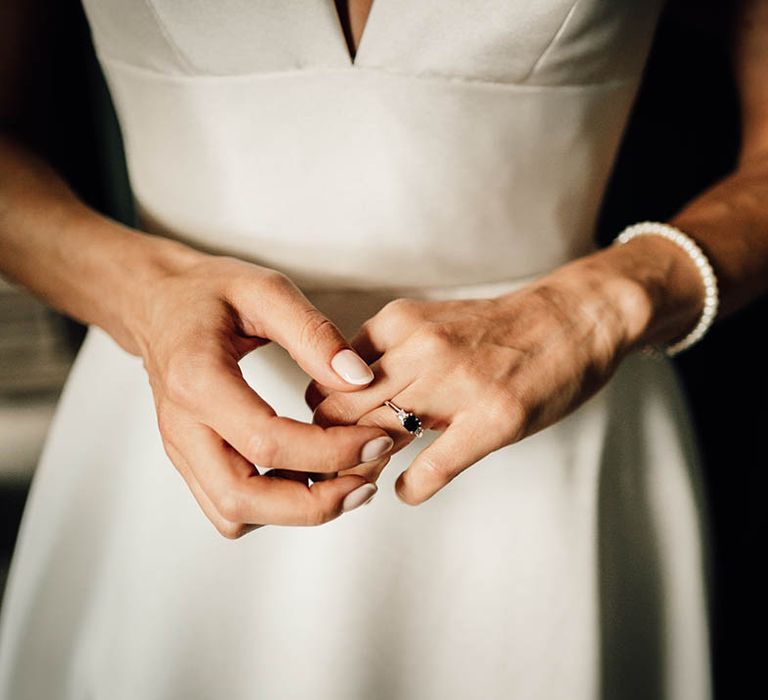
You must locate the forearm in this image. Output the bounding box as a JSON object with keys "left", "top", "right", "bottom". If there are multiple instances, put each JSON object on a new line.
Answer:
{"left": 668, "top": 152, "right": 768, "bottom": 315}
{"left": 0, "top": 135, "right": 203, "bottom": 354}
{"left": 643, "top": 152, "right": 768, "bottom": 343}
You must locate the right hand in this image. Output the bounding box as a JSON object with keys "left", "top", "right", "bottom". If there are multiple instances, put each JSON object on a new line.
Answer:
{"left": 125, "top": 248, "right": 394, "bottom": 538}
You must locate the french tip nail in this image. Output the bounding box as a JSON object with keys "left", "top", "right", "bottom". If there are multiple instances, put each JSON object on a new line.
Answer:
{"left": 331, "top": 348, "right": 374, "bottom": 385}
{"left": 342, "top": 483, "right": 378, "bottom": 513}
{"left": 360, "top": 435, "right": 394, "bottom": 463}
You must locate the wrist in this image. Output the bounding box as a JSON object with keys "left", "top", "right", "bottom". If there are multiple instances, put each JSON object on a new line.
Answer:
{"left": 537, "top": 253, "right": 654, "bottom": 359}
{"left": 495, "top": 254, "right": 652, "bottom": 362}
{"left": 580, "top": 233, "right": 705, "bottom": 353}
{"left": 125, "top": 236, "right": 207, "bottom": 356}
{"left": 70, "top": 210, "right": 207, "bottom": 355}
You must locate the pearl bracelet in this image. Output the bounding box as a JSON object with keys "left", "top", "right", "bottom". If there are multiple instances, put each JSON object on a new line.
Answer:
{"left": 613, "top": 221, "right": 719, "bottom": 357}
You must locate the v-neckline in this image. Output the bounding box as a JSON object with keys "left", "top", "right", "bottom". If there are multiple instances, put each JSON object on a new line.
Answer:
{"left": 329, "top": 0, "right": 380, "bottom": 67}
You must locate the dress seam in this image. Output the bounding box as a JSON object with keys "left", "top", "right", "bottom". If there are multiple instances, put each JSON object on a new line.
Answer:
{"left": 140, "top": 0, "right": 198, "bottom": 74}
{"left": 523, "top": 0, "right": 584, "bottom": 82}
{"left": 95, "top": 50, "right": 635, "bottom": 93}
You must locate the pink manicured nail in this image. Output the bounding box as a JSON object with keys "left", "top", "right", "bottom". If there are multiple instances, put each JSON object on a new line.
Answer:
{"left": 331, "top": 349, "right": 374, "bottom": 385}
{"left": 342, "top": 483, "right": 378, "bottom": 512}
{"left": 360, "top": 436, "right": 394, "bottom": 463}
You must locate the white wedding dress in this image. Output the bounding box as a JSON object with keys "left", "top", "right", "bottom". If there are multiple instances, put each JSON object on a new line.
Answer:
{"left": 0, "top": 2, "right": 710, "bottom": 698}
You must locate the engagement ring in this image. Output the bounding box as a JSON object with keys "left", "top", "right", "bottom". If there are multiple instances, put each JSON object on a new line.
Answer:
{"left": 383, "top": 400, "right": 424, "bottom": 438}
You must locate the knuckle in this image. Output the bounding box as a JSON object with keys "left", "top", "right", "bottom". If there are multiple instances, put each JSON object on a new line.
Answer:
{"left": 302, "top": 496, "right": 336, "bottom": 526}
{"left": 448, "top": 360, "right": 484, "bottom": 389}
{"left": 420, "top": 455, "right": 452, "bottom": 480}
{"left": 302, "top": 505, "right": 328, "bottom": 527}
{"left": 379, "top": 297, "right": 418, "bottom": 323}
{"left": 411, "top": 324, "right": 453, "bottom": 355}
{"left": 215, "top": 488, "right": 244, "bottom": 522}
{"left": 164, "top": 353, "right": 209, "bottom": 406}
{"left": 314, "top": 400, "right": 355, "bottom": 427}
{"left": 215, "top": 520, "right": 249, "bottom": 540}
{"left": 260, "top": 269, "right": 292, "bottom": 293}
{"left": 485, "top": 390, "right": 528, "bottom": 441}
{"left": 246, "top": 430, "right": 279, "bottom": 468}
{"left": 298, "top": 311, "right": 339, "bottom": 350}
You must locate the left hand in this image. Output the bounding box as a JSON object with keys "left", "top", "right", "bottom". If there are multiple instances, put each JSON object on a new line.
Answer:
{"left": 306, "top": 251, "right": 672, "bottom": 505}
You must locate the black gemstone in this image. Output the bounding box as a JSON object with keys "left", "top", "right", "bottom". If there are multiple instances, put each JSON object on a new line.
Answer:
{"left": 403, "top": 414, "right": 421, "bottom": 433}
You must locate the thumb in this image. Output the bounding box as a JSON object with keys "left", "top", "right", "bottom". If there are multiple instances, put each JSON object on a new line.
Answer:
{"left": 248, "top": 272, "right": 374, "bottom": 390}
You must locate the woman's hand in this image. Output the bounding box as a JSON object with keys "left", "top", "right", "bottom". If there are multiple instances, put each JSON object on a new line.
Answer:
{"left": 0, "top": 135, "right": 392, "bottom": 537}
{"left": 306, "top": 242, "right": 703, "bottom": 505}
{"left": 124, "top": 247, "right": 393, "bottom": 537}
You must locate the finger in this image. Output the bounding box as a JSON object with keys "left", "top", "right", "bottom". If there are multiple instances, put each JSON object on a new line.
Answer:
{"left": 330, "top": 392, "right": 445, "bottom": 483}
{"left": 309, "top": 383, "right": 428, "bottom": 484}
{"left": 164, "top": 440, "right": 263, "bottom": 539}
{"left": 234, "top": 415, "right": 394, "bottom": 473}
{"left": 304, "top": 379, "right": 331, "bottom": 412}
{"left": 348, "top": 297, "right": 424, "bottom": 358}
{"left": 349, "top": 323, "right": 385, "bottom": 364}
{"left": 334, "top": 454, "right": 392, "bottom": 484}
{"left": 182, "top": 423, "right": 379, "bottom": 526}
{"left": 305, "top": 298, "right": 426, "bottom": 412}
{"left": 395, "top": 414, "right": 505, "bottom": 505}
{"left": 195, "top": 360, "right": 393, "bottom": 472}
{"left": 302, "top": 309, "right": 397, "bottom": 412}
{"left": 312, "top": 373, "right": 451, "bottom": 484}
{"left": 311, "top": 349, "right": 420, "bottom": 429}
{"left": 237, "top": 273, "right": 374, "bottom": 390}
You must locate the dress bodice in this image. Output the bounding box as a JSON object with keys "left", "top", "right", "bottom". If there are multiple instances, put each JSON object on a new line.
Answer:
{"left": 81, "top": 0, "right": 665, "bottom": 289}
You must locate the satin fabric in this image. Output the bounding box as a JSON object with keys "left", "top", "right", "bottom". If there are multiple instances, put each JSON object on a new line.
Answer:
{"left": 0, "top": 2, "right": 710, "bottom": 698}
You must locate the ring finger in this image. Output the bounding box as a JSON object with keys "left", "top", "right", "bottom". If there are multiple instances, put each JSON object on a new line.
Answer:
{"left": 335, "top": 382, "right": 448, "bottom": 480}
{"left": 307, "top": 342, "right": 423, "bottom": 422}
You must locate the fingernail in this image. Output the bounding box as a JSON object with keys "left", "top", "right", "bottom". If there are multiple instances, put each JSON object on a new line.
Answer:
{"left": 331, "top": 349, "right": 374, "bottom": 385}
{"left": 360, "top": 436, "right": 394, "bottom": 463}
{"left": 342, "top": 483, "right": 378, "bottom": 512}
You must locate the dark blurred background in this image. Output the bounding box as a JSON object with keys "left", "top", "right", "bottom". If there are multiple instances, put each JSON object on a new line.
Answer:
{"left": 0, "top": 1, "right": 765, "bottom": 697}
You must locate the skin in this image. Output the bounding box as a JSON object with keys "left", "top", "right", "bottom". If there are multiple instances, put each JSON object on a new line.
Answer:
{"left": 308, "top": 0, "right": 768, "bottom": 505}
{"left": 336, "top": 0, "right": 375, "bottom": 59}
{"left": 1, "top": 1, "right": 767, "bottom": 533}
{"left": 349, "top": 0, "right": 375, "bottom": 50}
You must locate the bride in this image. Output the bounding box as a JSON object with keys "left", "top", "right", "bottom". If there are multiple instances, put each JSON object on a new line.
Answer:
{"left": 1, "top": 1, "right": 767, "bottom": 698}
